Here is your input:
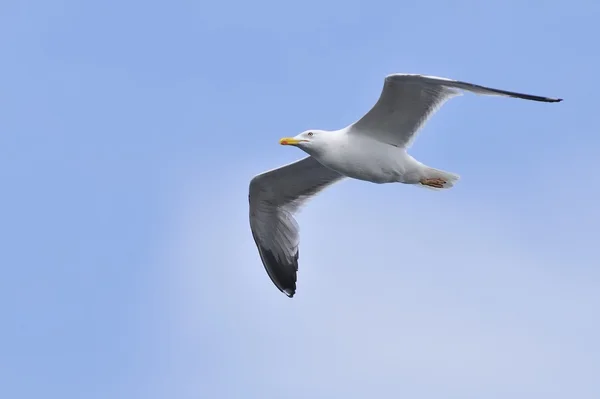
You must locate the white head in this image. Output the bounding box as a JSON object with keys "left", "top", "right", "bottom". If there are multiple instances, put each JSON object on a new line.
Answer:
{"left": 279, "top": 130, "right": 329, "bottom": 156}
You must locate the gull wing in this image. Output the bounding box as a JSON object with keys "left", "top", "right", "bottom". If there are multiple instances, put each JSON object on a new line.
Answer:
{"left": 249, "top": 156, "right": 344, "bottom": 297}
{"left": 349, "top": 73, "right": 562, "bottom": 148}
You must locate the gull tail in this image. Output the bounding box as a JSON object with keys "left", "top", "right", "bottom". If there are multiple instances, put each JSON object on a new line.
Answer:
{"left": 417, "top": 167, "right": 460, "bottom": 190}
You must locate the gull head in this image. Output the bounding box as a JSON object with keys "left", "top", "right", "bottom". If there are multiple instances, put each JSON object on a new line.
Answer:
{"left": 279, "top": 130, "right": 328, "bottom": 155}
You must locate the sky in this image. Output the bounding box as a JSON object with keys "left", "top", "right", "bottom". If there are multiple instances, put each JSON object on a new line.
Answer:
{"left": 1, "top": 0, "right": 599, "bottom": 398}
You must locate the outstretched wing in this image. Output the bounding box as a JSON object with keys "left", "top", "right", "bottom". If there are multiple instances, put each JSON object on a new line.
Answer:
{"left": 249, "top": 156, "right": 344, "bottom": 297}
{"left": 350, "top": 73, "right": 562, "bottom": 148}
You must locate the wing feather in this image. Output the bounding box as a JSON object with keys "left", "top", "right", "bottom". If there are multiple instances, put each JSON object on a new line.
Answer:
{"left": 248, "top": 156, "right": 344, "bottom": 297}
{"left": 350, "top": 73, "right": 562, "bottom": 148}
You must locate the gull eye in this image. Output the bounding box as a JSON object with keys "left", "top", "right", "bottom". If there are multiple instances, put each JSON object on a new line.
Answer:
{"left": 307, "top": 132, "right": 313, "bottom": 137}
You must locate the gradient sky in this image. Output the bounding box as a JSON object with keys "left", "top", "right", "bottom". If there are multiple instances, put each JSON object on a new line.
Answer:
{"left": 1, "top": 0, "right": 599, "bottom": 398}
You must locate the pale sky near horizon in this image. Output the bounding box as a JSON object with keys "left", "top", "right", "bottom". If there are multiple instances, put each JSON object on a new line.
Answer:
{"left": 1, "top": 0, "right": 599, "bottom": 398}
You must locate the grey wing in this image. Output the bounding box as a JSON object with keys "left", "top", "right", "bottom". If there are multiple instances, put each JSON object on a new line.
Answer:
{"left": 350, "top": 73, "right": 562, "bottom": 148}
{"left": 248, "top": 156, "right": 345, "bottom": 297}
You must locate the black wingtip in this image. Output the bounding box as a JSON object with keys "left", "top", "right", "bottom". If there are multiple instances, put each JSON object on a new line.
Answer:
{"left": 254, "top": 245, "right": 298, "bottom": 299}
{"left": 516, "top": 94, "right": 563, "bottom": 103}
{"left": 534, "top": 94, "right": 563, "bottom": 103}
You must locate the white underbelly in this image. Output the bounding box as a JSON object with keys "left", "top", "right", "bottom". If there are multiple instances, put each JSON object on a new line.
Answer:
{"left": 318, "top": 137, "right": 415, "bottom": 184}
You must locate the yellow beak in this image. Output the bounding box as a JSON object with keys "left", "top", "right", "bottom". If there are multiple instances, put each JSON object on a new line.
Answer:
{"left": 279, "top": 137, "right": 305, "bottom": 145}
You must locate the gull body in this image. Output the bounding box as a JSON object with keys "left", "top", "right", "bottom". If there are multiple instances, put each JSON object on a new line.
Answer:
{"left": 283, "top": 128, "right": 450, "bottom": 186}
{"left": 249, "top": 73, "right": 562, "bottom": 297}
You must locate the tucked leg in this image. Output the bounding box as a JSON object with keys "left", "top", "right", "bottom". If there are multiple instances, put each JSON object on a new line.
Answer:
{"left": 419, "top": 177, "right": 447, "bottom": 189}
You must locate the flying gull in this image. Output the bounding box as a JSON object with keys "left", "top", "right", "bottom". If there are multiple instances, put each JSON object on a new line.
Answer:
{"left": 248, "top": 73, "right": 562, "bottom": 297}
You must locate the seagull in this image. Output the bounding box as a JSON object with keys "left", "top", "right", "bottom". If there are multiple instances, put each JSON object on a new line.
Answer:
{"left": 248, "top": 73, "right": 562, "bottom": 297}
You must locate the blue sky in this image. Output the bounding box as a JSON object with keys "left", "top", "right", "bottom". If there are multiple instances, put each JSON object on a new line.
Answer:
{"left": 1, "top": 0, "right": 599, "bottom": 398}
